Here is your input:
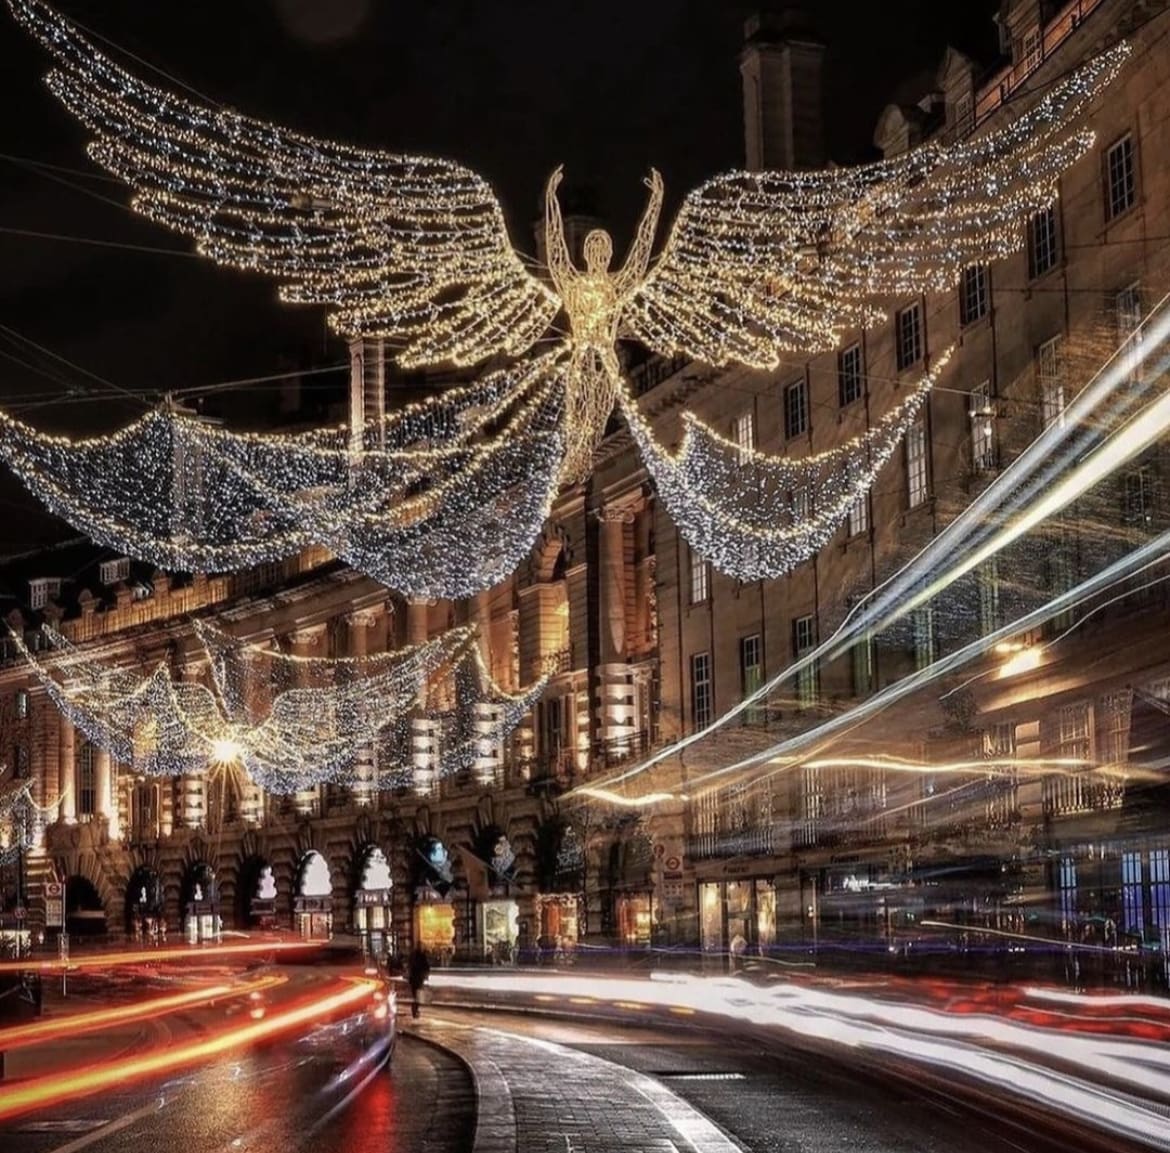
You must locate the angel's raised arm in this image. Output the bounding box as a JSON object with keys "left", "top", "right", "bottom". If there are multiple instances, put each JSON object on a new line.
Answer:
{"left": 544, "top": 166, "right": 574, "bottom": 289}
{"left": 616, "top": 168, "right": 664, "bottom": 296}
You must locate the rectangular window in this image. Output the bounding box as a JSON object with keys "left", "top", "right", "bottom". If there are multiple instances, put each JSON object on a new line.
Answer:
{"left": 979, "top": 558, "right": 1000, "bottom": 635}
{"left": 906, "top": 420, "right": 928, "bottom": 507}
{"left": 691, "top": 652, "right": 712, "bottom": 730}
{"left": 793, "top": 488, "right": 811, "bottom": 523}
{"left": 27, "top": 577, "right": 60, "bottom": 611}
{"left": 851, "top": 635, "right": 873, "bottom": 697}
{"left": 1038, "top": 335, "right": 1065, "bottom": 429}
{"left": 99, "top": 557, "right": 131, "bottom": 586}
{"left": 793, "top": 615, "right": 817, "bottom": 707}
{"left": 12, "top": 745, "right": 29, "bottom": 779}
{"left": 15, "top": 689, "right": 28, "bottom": 719}
{"left": 848, "top": 495, "right": 869, "bottom": 537}
{"left": 1117, "top": 282, "right": 1143, "bottom": 383}
{"left": 1028, "top": 207, "right": 1059, "bottom": 278}
{"left": 732, "top": 410, "right": 756, "bottom": 465}
{"left": 953, "top": 91, "right": 973, "bottom": 137}
{"left": 959, "top": 264, "right": 989, "bottom": 326}
{"left": 913, "top": 606, "right": 935, "bottom": 671}
{"left": 1151, "top": 850, "right": 1170, "bottom": 939}
{"left": 1021, "top": 25, "right": 1042, "bottom": 71}
{"left": 784, "top": 379, "right": 808, "bottom": 439}
{"left": 1105, "top": 135, "right": 1137, "bottom": 221}
{"left": 838, "top": 343, "right": 863, "bottom": 407}
{"left": 739, "top": 634, "right": 764, "bottom": 726}
{"left": 1059, "top": 857, "right": 1078, "bottom": 937}
{"left": 896, "top": 302, "right": 923, "bottom": 371}
{"left": 688, "top": 547, "right": 710, "bottom": 605}
{"left": 1122, "top": 851, "right": 1143, "bottom": 934}
{"left": 1123, "top": 466, "right": 1153, "bottom": 528}
{"left": 78, "top": 742, "right": 96, "bottom": 818}
{"left": 969, "top": 380, "right": 995, "bottom": 472}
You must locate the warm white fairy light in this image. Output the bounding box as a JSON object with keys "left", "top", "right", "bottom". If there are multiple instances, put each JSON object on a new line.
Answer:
{"left": 621, "top": 349, "right": 953, "bottom": 581}
{"left": 8, "top": 619, "right": 546, "bottom": 794}
{"left": 0, "top": 780, "right": 43, "bottom": 866}
{"left": 5, "top": 0, "right": 1129, "bottom": 588}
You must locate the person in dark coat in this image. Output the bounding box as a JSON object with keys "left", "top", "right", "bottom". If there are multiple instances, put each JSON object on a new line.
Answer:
{"left": 407, "top": 944, "right": 431, "bottom": 1019}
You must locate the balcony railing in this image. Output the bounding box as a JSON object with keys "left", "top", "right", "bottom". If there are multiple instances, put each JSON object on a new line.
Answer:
{"left": 973, "top": 0, "right": 1105, "bottom": 129}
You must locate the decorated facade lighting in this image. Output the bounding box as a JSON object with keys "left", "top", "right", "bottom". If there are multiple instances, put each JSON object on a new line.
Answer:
{"left": 4, "top": 0, "right": 1129, "bottom": 587}
{"left": 9, "top": 618, "right": 546, "bottom": 794}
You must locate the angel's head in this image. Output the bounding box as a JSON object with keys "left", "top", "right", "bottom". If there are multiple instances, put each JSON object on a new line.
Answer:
{"left": 582, "top": 229, "right": 613, "bottom": 273}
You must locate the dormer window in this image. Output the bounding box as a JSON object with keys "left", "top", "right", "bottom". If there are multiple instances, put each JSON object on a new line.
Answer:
{"left": 100, "top": 557, "right": 131, "bottom": 585}
{"left": 28, "top": 577, "right": 61, "bottom": 610}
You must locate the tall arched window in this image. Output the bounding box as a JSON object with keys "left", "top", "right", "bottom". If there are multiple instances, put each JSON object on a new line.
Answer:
{"left": 77, "top": 743, "right": 96, "bottom": 818}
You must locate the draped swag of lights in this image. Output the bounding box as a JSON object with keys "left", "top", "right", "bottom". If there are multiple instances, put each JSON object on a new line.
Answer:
{"left": 1, "top": 0, "right": 1131, "bottom": 592}
{"left": 9, "top": 620, "right": 548, "bottom": 794}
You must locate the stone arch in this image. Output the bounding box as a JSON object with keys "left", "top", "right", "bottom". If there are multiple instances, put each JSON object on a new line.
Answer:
{"left": 236, "top": 853, "right": 276, "bottom": 929}
{"left": 293, "top": 849, "right": 333, "bottom": 940}
{"left": 63, "top": 874, "right": 107, "bottom": 937}
{"left": 530, "top": 527, "right": 571, "bottom": 584}
{"left": 124, "top": 864, "right": 163, "bottom": 937}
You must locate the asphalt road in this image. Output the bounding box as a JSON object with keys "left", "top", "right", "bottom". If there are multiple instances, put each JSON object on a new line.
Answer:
{"left": 0, "top": 1032, "right": 474, "bottom": 1153}
{"left": 2, "top": 993, "right": 1158, "bottom": 1152}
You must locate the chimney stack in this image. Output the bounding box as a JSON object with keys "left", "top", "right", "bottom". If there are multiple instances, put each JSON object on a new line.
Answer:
{"left": 740, "top": 6, "right": 826, "bottom": 172}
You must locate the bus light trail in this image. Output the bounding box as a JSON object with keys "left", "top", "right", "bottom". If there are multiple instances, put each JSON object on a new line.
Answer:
{"left": 0, "top": 973, "right": 287, "bottom": 1052}
{"left": 0, "top": 977, "right": 378, "bottom": 1123}
{"left": 0, "top": 939, "right": 322, "bottom": 974}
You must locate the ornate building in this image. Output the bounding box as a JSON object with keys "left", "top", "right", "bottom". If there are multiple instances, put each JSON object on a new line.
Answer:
{"left": 2, "top": 0, "right": 1169, "bottom": 983}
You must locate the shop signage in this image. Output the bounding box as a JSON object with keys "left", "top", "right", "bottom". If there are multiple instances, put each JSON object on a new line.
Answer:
{"left": 661, "top": 879, "right": 686, "bottom": 900}
{"left": 44, "top": 881, "right": 64, "bottom": 928}
{"left": 722, "top": 862, "right": 752, "bottom": 876}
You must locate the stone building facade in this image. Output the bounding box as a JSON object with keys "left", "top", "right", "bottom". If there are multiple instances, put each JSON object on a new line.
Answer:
{"left": 2, "top": 0, "right": 1169, "bottom": 980}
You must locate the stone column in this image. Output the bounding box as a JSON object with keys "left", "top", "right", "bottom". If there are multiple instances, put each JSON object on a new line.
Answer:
{"left": 406, "top": 601, "right": 436, "bottom": 794}
{"left": 469, "top": 592, "right": 500, "bottom": 787}
{"left": 347, "top": 607, "right": 381, "bottom": 806}
{"left": 34, "top": 691, "right": 59, "bottom": 817}
{"left": 179, "top": 668, "right": 205, "bottom": 830}
{"left": 94, "top": 746, "right": 118, "bottom": 839}
{"left": 288, "top": 625, "right": 326, "bottom": 817}
{"left": 596, "top": 506, "right": 636, "bottom": 757}
{"left": 58, "top": 717, "right": 76, "bottom": 824}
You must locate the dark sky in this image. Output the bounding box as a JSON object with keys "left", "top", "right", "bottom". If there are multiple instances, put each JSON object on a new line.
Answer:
{"left": 0, "top": 0, "right": 1000, "bottom": 552}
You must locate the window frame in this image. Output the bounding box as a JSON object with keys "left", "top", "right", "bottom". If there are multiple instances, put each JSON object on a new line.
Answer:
{"left": 688, "top": 546, "right": 710, "bottom": 606}
{"left": 906, "top": 419, "right": 929, "bottom": 507}
{"left": 847, "top": 494, "right": 869, "bottom": 538}
{"left": 969, "top": 380, "right": 996, "bottom": 473}
{"left": 784, "top": 378, "right": 809, "bottom": 440}
{"left": 895, "top": 302, "right": 923, "bottom": 372}
{"left": 838, "top": 343, "right": 863, "bottom": 407}
{"left": 690, "top": 651, "right": 713, "bottom": 730}
{"left": 1038, "top": 334, "right": 1065, "bottom": 430}
{"left": 1027, "top": 206, "right": 1059, "bottom": 279}
{"left": 793, "top": 615, "right": 818, "bottom": 708}
{"left": 1104, "top": 133, "right": 1137, "bottom": 222}
{"left": 732, "top": 410, "right": 756, "bottom": 465}
{"left": 959, "top": 264, "right": 989, "bottom": 327}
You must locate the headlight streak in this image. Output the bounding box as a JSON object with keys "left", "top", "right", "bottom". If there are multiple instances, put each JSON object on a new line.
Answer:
{"left": 584, "top": 294, "right": 1170, "bottom": 796}
{"left": 430, "top": 972, "right": 1170, "bottom": 1147}
{"left": 0, "top": 938, "right": 322, "bottom": 974}
{"left": 0, "top": 973, "right": 287, "bottom": 1051}
{"left": 0, "top": 976, "right": 378, "bottom": 1122}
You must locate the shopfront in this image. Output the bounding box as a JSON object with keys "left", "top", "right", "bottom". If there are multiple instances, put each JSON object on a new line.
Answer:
{"left": 535, "top": 820, "right": 585, "bottom": 959}
{"left": 294, "top": 850, "right": 333, "bottom": 941}
{"left": 353, "top": 845, "right": 394, "bottom": 958}
{"left": 237, "top": 857, "right": 278, "bottom": 931}
{"left": 698, "top": 871, "right": 778, "bottom": 969}
{"left": 413, "top": 835, "right": 456, "bottom": 963}
{"left": 607, "top": 828, "right": 656, "bottom": 949}
{"left": 182, "top": 861, "right": 220, "bottom": 944}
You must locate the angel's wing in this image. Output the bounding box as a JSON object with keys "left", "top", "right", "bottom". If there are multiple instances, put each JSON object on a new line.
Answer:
{"left": 627, "top": 44, "right": 1129, "bottom": 369}
{"left": 10, "top": 0, "right": 559, "bottom": 367}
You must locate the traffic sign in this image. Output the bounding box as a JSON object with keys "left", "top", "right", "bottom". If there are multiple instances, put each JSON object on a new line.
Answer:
{"left": 45, "top": 881, "right": 63, "bottom": 898}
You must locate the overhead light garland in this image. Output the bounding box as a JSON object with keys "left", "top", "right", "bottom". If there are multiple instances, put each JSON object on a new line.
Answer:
{"left": 620, "top": 349, "right": 953, "bottom": 581}
{"left": 8, "top": 618, "right": 546, "bottom": 795}
{"left": 4, "top": 0, "right": 1129, "bottom": 588}
{"left": 0, "top": 780, "right": 45, "bottom": 866}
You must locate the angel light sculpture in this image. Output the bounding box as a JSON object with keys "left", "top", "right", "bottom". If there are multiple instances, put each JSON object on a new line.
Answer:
{"left": 1, "top": 0, "right": 1130, "bottom": 592}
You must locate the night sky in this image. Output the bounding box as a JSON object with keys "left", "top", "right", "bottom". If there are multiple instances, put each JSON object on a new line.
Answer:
{"left": 0, "top": 0, "right": 1000, "bottom": 553}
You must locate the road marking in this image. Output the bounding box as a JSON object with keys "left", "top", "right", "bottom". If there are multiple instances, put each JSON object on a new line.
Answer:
{"left": 39, "top": 1100, "right": 162, "bottom": 1153}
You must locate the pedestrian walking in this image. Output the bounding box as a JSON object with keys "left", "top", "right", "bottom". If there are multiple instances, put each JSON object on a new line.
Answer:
{"left": 407, "top": 944, "right": 431, "bottom": 1019}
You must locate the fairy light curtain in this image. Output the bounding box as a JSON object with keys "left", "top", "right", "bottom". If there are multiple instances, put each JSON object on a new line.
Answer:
{"left": 9, "top": 619, "right": 546, "bottom": 794}
{"left": 4, "top": 0, "right": 1130, "bottom": 588}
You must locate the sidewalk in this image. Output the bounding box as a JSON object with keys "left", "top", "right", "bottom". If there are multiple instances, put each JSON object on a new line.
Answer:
{"left": 408, "top": 1014, "right": 741, "bottom": 1153}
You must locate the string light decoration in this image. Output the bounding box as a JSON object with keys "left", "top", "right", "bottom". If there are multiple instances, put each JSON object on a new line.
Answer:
{"left": 619, "top": 348, "right": 953, "bottom": 580}
{"left": 8, "top": 618, "right": 547, "bottom": 795}
{"left": 0, "top": 350, "right": 568, "bottom": 597}
{"left": 5, "top": 0, "right": 1129, "bottom": 585}
{"left": 0, "top": 780, "right": 45, "bottom": 866}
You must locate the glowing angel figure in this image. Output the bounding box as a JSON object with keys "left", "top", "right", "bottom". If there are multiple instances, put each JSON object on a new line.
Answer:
{"left": 3, "top": 0, "right": 1131, "bottom": 587}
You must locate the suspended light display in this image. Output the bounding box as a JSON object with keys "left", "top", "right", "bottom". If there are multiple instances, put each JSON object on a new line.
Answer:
{"left": 4, "top": 0, "right": 1129, "bottom": 587}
